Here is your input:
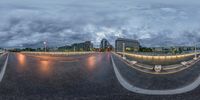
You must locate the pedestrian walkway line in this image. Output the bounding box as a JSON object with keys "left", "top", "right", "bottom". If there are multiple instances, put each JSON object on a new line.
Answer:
{"left": 0, "top": 53, "right": 9, "bottom": 82}
{"left": 111, "top": 55, "right": 200, "bottom": 95}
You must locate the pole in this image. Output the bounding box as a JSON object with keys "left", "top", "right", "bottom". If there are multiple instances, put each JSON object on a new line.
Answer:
{"left": 123, "top": 43, "right": 125, "bottom": 53}
{"left": 194, "top": 43, "right": 197, "bottom": 60}
{"left": 123, "top": 43, "right": 126, "bottom": 59}
{"left": 45, "top": 45, "right": 46, "bottom": 52}
{"left": 44, "top": 41, "right": 47, "bottom": 52}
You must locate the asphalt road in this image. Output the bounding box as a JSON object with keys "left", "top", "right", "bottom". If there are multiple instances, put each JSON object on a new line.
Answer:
{"left": 0, "top": 52, "right": 200, "bottom": 100}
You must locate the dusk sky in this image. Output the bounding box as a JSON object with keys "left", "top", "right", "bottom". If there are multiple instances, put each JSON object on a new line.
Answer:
{"left": 1, "top": 0, "right": 200, "bottom": 48}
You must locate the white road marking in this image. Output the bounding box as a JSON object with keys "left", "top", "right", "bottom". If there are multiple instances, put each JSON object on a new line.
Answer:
{"left": 111, "top": 55, "right": 200, "bottom": 95}
{"left": 0, "top": 53, "right": 9, "bottom": 82}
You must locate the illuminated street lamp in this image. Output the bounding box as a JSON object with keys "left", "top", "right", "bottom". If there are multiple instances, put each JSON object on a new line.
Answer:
{"left": 43, "top": 41, "right": 47, "bottom": 52}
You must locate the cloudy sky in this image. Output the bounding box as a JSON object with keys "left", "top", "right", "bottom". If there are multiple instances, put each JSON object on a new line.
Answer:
{"left": 1, "top": 0, "right": 200, "bottom": 48}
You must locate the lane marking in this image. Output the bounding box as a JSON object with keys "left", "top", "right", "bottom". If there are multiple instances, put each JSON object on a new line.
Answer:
{"left": 111, "top": 55, "right": 200, "bottom": 95}
{"left": 0, "top": 53, "right": 9, "bottom": 82}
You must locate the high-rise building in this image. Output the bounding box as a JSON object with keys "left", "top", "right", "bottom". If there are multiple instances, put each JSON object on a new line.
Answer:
{"left": 100, "top": 38, "right": 112, "bottom": 51}
{"left": 100, "top": 39, "right": 109, "bottom": 49}
{"left": 115, "top": 38, "right": 140, "bottom": 52}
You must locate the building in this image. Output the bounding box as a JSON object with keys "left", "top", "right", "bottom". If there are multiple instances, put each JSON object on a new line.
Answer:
{"left": 100, "top": 39, "right": 109, "bottom": 49}
{"left": 115, "top": 38, "right": 140, "bottom": 52}
{"left": 58, "top": 41, "right": 93, "bottom": 51}
{"left": 71, "top": 41, "right": 93, "bottom": 51}
{"left": 100, "top": 39, "right": 112, "bottom": 51}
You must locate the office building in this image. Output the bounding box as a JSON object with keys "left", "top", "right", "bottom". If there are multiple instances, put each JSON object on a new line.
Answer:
{"left": 115, "top": 38, "right": 140, "bottom": 52}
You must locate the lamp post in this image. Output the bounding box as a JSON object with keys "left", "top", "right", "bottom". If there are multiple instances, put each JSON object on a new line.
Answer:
{"left": 194, "top": 42, "right": 198, "bottom": 60}
{"left": 74, "top": 46, "right": 76, "bottom": 52}
{"left": 122, "top": 43, "right": 126, "bottom": 59}
{"left": 43, "top": 41, "right": 47, "bottom": 52}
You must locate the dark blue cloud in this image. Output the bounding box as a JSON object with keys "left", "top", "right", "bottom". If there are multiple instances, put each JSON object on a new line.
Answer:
{"left": 0, "top": 0, "right": 200, "bottom": 48}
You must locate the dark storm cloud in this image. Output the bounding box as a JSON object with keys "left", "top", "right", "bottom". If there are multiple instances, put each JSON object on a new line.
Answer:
{"left": 1, "top": 0, "right": 200, "bottom": 48}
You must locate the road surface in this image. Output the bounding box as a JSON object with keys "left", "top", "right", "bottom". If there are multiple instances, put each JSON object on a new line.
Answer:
{"left": 0, "top": 53, "right": 200, "bottom": 100}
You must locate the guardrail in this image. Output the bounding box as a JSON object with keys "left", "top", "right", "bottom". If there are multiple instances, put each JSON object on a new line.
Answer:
{"left": 117, "top": 52, "right": 197, "bottom": 60}
{"left": 125, "top": 51, "right": 198, "bottom": 56}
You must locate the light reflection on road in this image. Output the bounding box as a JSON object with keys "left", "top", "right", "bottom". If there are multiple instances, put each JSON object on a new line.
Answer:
{"left": 86, "top": 53, "right": 111, "bottom": 71}
{"left": 97, "top": 53, "right": 103, "bottom": 63}
{"left": 39, "top": 60, "right": 52, "bottom": 76}
{"left": 106, "top": 53, "right": 110, "bottom": 61}
{"left": 17, "top": 53, "right": 26, "bottom": 66}
{"left": 16, "top": 53, "right": 53, "bottom": 76}
{"left": 87, "top": 56, "right": 96, "bottom": 71}
{"left": 16, "top": 53, "right": 27, "bottom": 72}
{"left": 15, "top": 53, "right": 111, "bottom": 77}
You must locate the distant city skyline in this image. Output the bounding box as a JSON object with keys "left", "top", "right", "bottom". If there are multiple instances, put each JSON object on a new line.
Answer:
{"left": 1, "top": 0, "right": 200, "bottom": 48}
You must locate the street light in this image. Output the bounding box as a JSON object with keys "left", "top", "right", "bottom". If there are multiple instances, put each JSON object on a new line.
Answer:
{"left": 122, "top": 43, "right": 126, "bottom": 59}
{"left": 74, "top": 46, "right": 76, "bottom": 52}
{"left": 194, "top": 42, "right": 198, "bottom": 60}
{"left": 188, "top": 41, "right": 200, "bottom": 60}
{"left": 43, "top": 41, "right": 47, "bottom": 52}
